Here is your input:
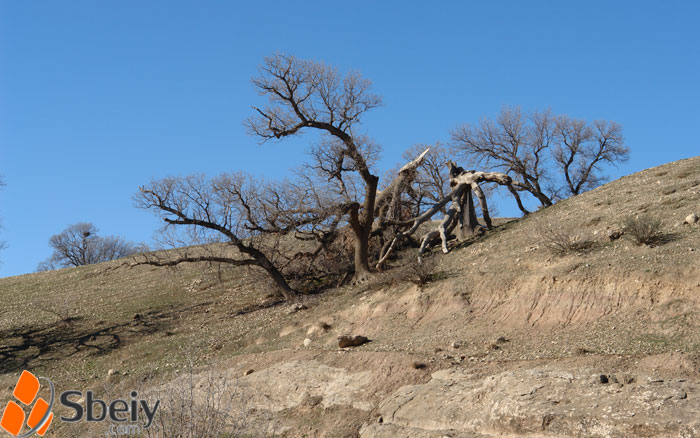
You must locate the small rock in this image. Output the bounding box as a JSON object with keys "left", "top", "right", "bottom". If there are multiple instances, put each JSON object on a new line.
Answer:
{"left": 338, "top": 335, "right": 370, "bottom": 348}
{"left": 412, "top": 361, "right": 427, "bottom": 369}
{"left": 133, "top": 313, "right": 141, "bottom": 320}
{"left": 303, "top": 338, "right": 312, "bottom": 347}
{"left": 106, "top": 369, "right": 119, "bottom": 382}
{"left": 451, "top": 341, "right": 461, "bottom": 349}
{"left": 243, "top": 369, "right": 254, "bottom": 376}
{"left": 684, "top": 213, "right": 698, "bottom": 225}
{"left": 608, "top": 229, "right": 624, "bottom": 241}
{"left": 287, "top": 303, "right": 308, "bottom": 314}
{"left": 599, "top": 374, "right": 609, "bottom": 384}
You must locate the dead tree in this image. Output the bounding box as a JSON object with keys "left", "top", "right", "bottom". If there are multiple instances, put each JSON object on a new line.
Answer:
{"left": 372, "top": 148, "right": 430, "bottom": 268}
{"left": 379, "top": 162, "right": 528, "bottom": 262}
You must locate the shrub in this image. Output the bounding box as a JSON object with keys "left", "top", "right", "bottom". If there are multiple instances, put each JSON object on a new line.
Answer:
{"left": 622, "top": 215, "right": 663, "bottom": 246}
{"left": 537, "top": 223, "right": 594, "bottom": 256}
{"left": 404, "top": 255, "right": 440, "bottom": 286}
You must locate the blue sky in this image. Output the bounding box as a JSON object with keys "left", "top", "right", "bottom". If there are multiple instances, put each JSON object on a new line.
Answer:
{"left": 1, "top": 1, "right": 698, "bottom": 277}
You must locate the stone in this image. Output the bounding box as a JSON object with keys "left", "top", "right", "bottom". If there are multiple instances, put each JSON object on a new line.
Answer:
{"left": 303, "top": 338, "right": 312, "bottom": 347}
{"left": 287, "top": 303, "right": 308, "bottom": 314}
{"left": 608, "top": 229, "right": 624, "bottom": 241}
{"left": 243, "top": 369, "right": 254, "bottom": 376}
{"left": 338, "top": 335, "right": 370, "bottom": 348}
{"left": 684, "top": 213, "right": 698, "bottom": 225}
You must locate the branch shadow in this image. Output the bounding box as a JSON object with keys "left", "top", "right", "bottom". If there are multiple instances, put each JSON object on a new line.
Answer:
{"left": 0, "top": 309, "right": 173, "bottom": 374}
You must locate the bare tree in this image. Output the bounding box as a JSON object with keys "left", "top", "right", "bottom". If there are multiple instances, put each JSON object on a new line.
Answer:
{"left": 451, "top": 107, "right": 555, "bottom": 207}
{"left": 133, "top": 174, "right": 329, "bottom": 300}
{"left": 246, "top": 54, "right": 383, "bottom": 282}
{"left": 37, "top": 222, "right": 138, "bottom": 271}
{"left": 451, "top": 107, "right": 629, "bottom": 206}
{"left": 554, "top": 117, "right": 629, "bottom": 195}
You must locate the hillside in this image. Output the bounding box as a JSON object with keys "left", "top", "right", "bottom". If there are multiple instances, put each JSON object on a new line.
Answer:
{"left": 1, "top": 156, "right": 700, "bottom": 437}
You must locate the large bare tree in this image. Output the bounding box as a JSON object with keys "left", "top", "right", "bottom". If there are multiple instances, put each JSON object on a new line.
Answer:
{"left": 133, "top": 174, "right": 322, "bottom": 300}
{"left": 451, "top": 107, "right": 629, "bottom": 207}
{"left": 246, "top": 54, "right": 383, "bottom": 282}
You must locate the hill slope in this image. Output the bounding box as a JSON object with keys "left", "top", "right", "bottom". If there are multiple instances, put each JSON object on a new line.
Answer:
{"left": 1, "top": 156, "right": 699, "bottom": 437}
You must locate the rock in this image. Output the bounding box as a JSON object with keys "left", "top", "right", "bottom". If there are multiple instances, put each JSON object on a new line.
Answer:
{"left": 599, "top": 374, "right": 609, "bottom": 384}
{"left": 412, "top": 362, "right": 427, "bottom": 370}
{"left": 684, "top": 213, "right": 698, "bottom": 225}
{"left": 451, "top": 341, "right": 461, "bottom": 349}
{"left": 608, "top": 229, "right": 624, "bottom": 241}
{"left": 307, "top": 322, "right": 332, "bottom": 336}
{"left": 244, "top": 369, "right": 254, "bottom": 376}
{"left": 360, "top": 367, "right": 700, "bottom": 438}
{"left": 106, "top": 369, "right": 119, "bottom": 382}
{"left": 303, "top": 338, "right": 312, "bottom": 347}
{"left": 287, "top": 303, "right": 308, "bottom": 314}
{"left": 338, "top": 335, "right": 370, "bottom": 348}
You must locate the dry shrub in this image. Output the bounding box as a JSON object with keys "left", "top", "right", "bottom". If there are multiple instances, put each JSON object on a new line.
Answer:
{"left": 136, "top": 360, "right": 267, "bottom": 438}
{"left": 622, "top": 215, "right": 663, "bottom": 246}
{"left": 537, "top": 223, "right": 594, "bottom": 256}
{"left": 403, "top": 255, "right": 440, "bottom": 286}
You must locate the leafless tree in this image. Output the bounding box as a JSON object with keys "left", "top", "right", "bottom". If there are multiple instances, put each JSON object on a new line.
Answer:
{"left": 451, "top": 107, "right": 628, "bottom": 207}
{"left": 553, "top": 117, "right": 629, "bottom": 195}
{"left": 246, "top": 54, "right": 383, "bottom": 282}
{"left": 133, "top": 172, "right": 353, "bottom": 299}
{"left": 37, "top": 222, "right": 138, "bottom": 271}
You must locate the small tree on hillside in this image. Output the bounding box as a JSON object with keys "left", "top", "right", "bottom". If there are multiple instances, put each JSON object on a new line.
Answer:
{"left": 450, "top": 107, "right": 629, "bottom": 206}
{"left": 37, "top": 222, "right": 138, "bottom": 271}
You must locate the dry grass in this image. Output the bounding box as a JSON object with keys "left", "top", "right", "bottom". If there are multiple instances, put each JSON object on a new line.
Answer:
{"left": 622, "top": 214, "right": 663, "bottom": 246}
{"left": 537, "top": 223, "right": 595, "bottom": 256}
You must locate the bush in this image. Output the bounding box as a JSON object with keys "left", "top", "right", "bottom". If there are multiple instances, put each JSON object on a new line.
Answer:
{"left": 537, "top": 223, "right": 594, "bottom": 256}
{"left": 623, "top": 215, "right": 663, "bottom": 246}
{"left": 404, "top": 255, "right": 441, "bottom": 286}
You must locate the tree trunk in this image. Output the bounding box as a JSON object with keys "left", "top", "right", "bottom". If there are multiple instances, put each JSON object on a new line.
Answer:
{"left": 471, "top": 182, "right": 492, "bottom": 229}
{"left": 350, "top": 174, "right": 379, "bottom": 283}
{"left": 245, "top": 247, "right": 297, "bottom": 301}
{"left": 353, "top": 232, "right": 372, "bottom": 282}
{"left": 458, "top": 188, "right": 480, "bottom": 240}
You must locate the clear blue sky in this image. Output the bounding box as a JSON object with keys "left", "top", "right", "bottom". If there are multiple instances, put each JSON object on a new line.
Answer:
{"left": 1, "top": 1, "right": 698, "bottom": 277}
